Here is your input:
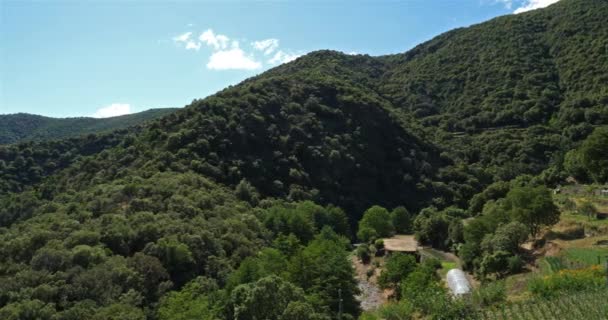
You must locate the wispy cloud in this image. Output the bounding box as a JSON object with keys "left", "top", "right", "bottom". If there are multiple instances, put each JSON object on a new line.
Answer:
{"left": 495, "top": 0, "right": 560, "bottom": 14}
{"left": 172, "top": 28, "right": 302, "bottom": 71}
{"left": 173, "top": 31, "right": 201, "bottom": 51}
{"left": 173, "top": 31, "right": 192, "bottom": 43}
{"left": 92, "top": 103, "right": 131, "bottom": 118}
{"left": 268, "top": 50, "right": 301, "bottom": 64}
{"left": 252, "top": 39, "right": 279, "bottom": 55}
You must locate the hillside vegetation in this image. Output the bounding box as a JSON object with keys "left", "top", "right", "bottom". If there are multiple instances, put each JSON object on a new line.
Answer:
{"left": 0, "top": 0, "right": 607, "bottom": 319}
{"left": 0, "top": 108, "right": 177, "bottom": 145}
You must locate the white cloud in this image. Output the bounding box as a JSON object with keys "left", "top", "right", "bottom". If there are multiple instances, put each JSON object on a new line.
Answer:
{"left": 252, "top": 39, "right": 279, "bottom": 55}
{"left": 268, "top": 50, "right": 301, "bottom": 65}
{"left": 514, "top": 0, "right": 560, "bottom": 13}
{"left": 199, "top": 29, "right": 230, "bottom": 50}
{"left": 173, "top": 32, "right": 202, "bottom": 51}
{"left": 207, "top": 48, "right": 262, "bottom": 70}
{"left": 495, "top": 0, "right": 560, "bottom": 13}
{"left": 185, "top": 41, "right": 201, "bottom": 51}
{"left": 173, "top": 32, "right": 192, "bottom": 43}
{"left": 92, "top": 103, "right": 131, "bottom": 118}
{"left": 172, "top": 28, "right": 301, "bottom": 70}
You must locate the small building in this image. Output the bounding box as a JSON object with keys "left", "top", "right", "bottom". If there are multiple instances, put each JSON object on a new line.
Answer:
{"left": 382, "top": 235, "right": 420, "bottom": 261}
{"left": 446, "top": 269, "right": 472, "bottom": 297}
{"left": 600, "top": 189, "right": 608, "bottom": 197}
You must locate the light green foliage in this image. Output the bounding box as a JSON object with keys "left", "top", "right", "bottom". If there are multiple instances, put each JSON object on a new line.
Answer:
{"left": 227, "top": 248, "right": 288, "bottom": 289}
{"left": 357, "top": 206, "right": 394, "bottom": 242}
{"left": 91, "top": 302, "right": 146, "bottom": 320}
{"left": 289, "top": 228, "right": 361, "bottom": 318}
{"left": 562, "top": 248, "right": 608, "bottom": 267}
{"left": 480, "top": 289, "right": 608, "bottom": 320}
{"left": 157, "top": 277, "right": 221, "bottom": 320}
{"left": 472, "top": 281, "right": 506, "bottom": 308}
{"left": 361, "top": 301, "right": 415, "bottom": 320}
{"left": 230, "top": 275, "right": 309, "bottom": 320}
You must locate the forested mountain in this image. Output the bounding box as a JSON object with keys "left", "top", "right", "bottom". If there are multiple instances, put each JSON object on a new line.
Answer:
{"left": 0, "top": 108, "right": 177, "bottom": 145}
{"left": 0, "top": 0, "right": 607, "bottom": 319}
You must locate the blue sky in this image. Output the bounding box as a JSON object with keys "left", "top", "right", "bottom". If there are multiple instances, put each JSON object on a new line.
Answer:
{"left": 0, "top": 0, "right": 559, "bottom": 118}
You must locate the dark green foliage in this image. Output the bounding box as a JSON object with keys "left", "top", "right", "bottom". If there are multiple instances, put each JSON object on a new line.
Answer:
{"left": 503, "top": 185, "right": 559, "bottom": 236}
{"left": 481, "top": 221, "right": 529, "bottom": 254}
{"left": 461, "top": 184, "right": 558, "bottom": 277}
{"left": 355, "top": 245, "right": 371, "bottom": 264}
{"left": 391, "top": 206, "right": 412, "bottom": 234}
{"left": 565, "top": 127, "right": 608, "bottom": 183}
{"left": 378, "top": 253, "right": 417, "bottom": 291}
{"left": 413, "top": 207, "right": 453, "bottom": 249}
{"left": 0, "top": 109, "right": 176, "bottom": 145}
{"left": 260, "top": 201, "right": 350, "bottom": 243}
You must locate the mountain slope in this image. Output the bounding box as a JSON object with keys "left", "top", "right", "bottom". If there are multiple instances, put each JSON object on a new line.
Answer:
{"left": 379, "top": 0, "right": 607, "bottom": 132}
{"left": 0, "top": 108, "right": 178, "bottom": 144}
{"left": 0, "top": 0, "right": 607, "bottom": 318}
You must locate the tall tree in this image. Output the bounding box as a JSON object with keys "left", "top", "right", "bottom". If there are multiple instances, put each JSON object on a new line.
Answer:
{"left": 503, "top": 186, "right": 559, "bottom": 236}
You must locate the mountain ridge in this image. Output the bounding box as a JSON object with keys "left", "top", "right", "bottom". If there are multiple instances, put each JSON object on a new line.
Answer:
{"left": 0, "top": 108, "right": 178, "bottom": 145}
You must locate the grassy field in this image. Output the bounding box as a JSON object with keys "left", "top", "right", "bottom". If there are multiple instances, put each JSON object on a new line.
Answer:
{"left": 439, "top": 261, "right": 457, "bottom": 277}
{"left": 562, "top": 247, "right": 608, "bottom": 266}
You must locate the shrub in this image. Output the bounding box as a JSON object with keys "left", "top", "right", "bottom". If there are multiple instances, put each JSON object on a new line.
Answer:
{"left": 377, "top": 301, "right": 414, "bottom": 320}
{"left": 528, "top": 265, "right": 605, "bottom": 298}
{"left": 378, "top": 253, "right": 417, "bottom": 290}
{"left": 472, "top": 281, "right": 506, "bottom": 307}
{"left": 374, "top": 239, "right": 384, "bottom": 251}
{"left": 507, "top": 255, "right": 524, "bottom": 274}
{"left": 366, "top": 268, "right": 375, "bottom": 279}
{"left": 356, "top": 245, "right": 371, "bottom": 264}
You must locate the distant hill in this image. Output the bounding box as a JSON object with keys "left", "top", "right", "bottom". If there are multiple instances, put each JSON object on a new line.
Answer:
{"left": 0, "top": 108, "right": 178, "bottom": 144}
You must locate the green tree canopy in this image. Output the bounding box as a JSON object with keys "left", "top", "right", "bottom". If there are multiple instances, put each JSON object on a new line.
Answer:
{"left": 503, "top": 186, "right": 559, "bottom": 236}
{"left": 357, "top": 206, "right": 394, "bottom": 242}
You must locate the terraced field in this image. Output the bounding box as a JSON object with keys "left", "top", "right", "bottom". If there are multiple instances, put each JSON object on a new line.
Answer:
{"left": 480, "top": 289, "right": 608, "bottom": 320}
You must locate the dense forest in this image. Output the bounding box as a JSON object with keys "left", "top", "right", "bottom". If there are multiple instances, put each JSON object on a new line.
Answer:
{"left": 0, "top": 108, "right": 176, "bottom": 145}
{"left": 0, "top": 0, "right": 607, "bottom": 319}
